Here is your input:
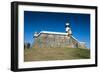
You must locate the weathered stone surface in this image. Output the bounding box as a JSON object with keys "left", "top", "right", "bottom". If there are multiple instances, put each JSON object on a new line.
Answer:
{"left": 32, "top": 32, "right": 86, "bottom": 48}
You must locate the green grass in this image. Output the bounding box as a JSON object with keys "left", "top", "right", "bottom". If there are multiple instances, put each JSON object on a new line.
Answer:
{"left": 24, "top": 47, "right": 90, "bottom": 62}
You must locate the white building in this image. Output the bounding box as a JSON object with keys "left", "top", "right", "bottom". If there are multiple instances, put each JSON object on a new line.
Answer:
{"left": 33, "top": 21, "right": 86, "bottom": 49}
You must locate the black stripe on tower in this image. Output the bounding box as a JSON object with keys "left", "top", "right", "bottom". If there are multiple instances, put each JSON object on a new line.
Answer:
{"left": 65, "top": 25, "right": 70, "bottom": 27}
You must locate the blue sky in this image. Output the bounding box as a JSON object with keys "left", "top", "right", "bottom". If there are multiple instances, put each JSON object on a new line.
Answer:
{"left": 24, "top": 11, "right": 90, "bottom": 48}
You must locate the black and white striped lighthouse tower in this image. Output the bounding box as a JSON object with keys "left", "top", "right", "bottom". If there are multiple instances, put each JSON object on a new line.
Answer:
{"left": 65, "top": 19, "right": 72, "bottom": 36}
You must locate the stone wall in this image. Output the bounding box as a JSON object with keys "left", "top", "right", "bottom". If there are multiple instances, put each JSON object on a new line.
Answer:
{"left": 33, "top": 33, "right": 79, "bottom": 48}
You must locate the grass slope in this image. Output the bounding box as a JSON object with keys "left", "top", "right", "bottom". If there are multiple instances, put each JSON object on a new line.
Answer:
{"left": 24, "top": 47, "right": 90, "bottom": 62}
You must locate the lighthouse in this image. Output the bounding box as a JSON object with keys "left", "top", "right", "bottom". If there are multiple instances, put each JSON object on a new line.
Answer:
{"left": 65, "top": 21, "right": 72, "bottom": 36}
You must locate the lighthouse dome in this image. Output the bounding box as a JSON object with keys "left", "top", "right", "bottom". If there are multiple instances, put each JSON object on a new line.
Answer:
{"left": 66, "top": 23, "right": 70, "bottom": 26}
